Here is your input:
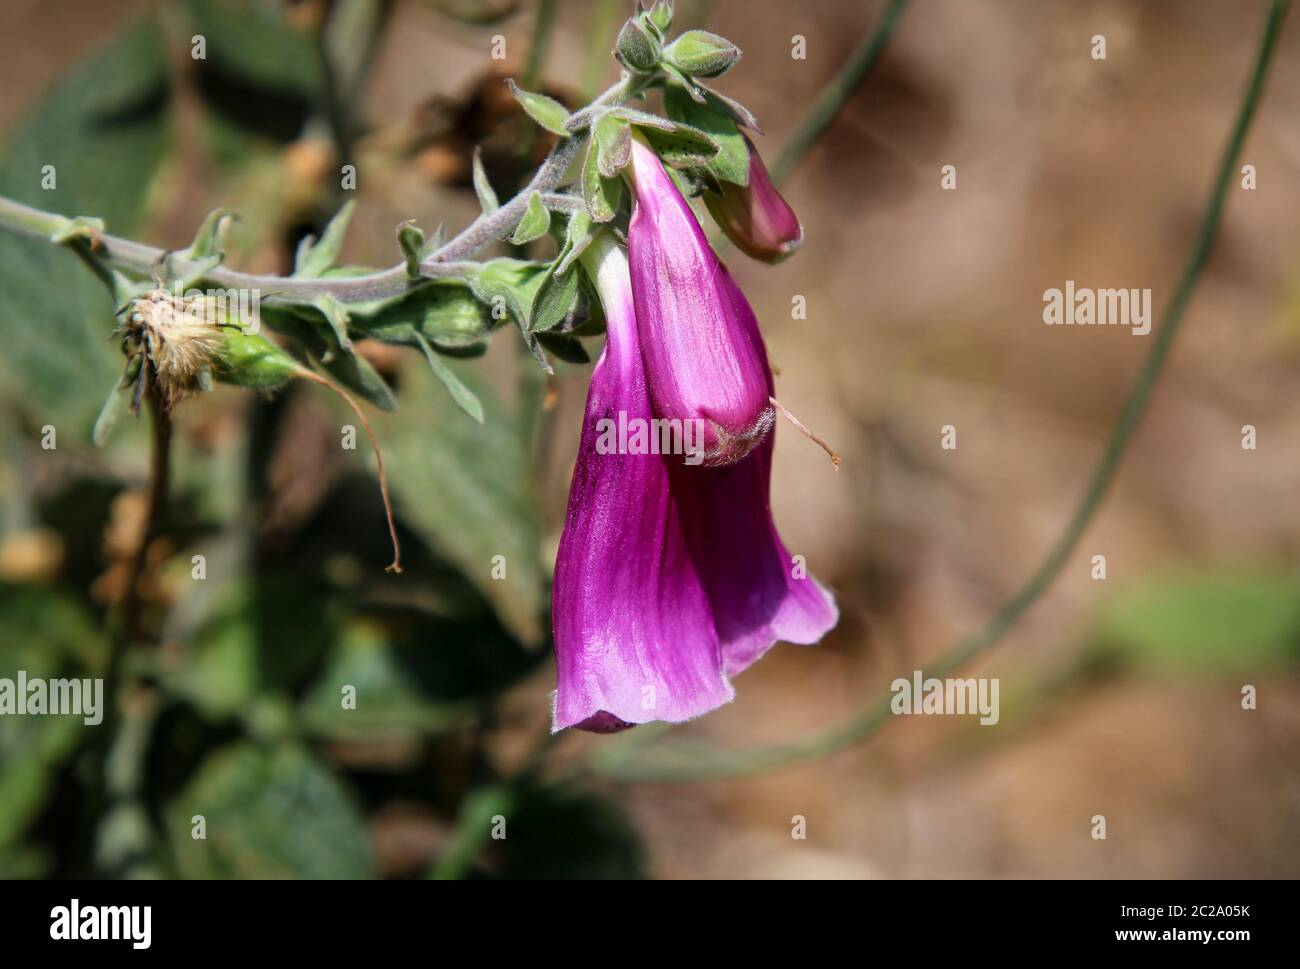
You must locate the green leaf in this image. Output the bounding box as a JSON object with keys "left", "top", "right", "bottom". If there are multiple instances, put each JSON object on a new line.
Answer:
{"left": 535, "top": 331, "right": 590, "bottom": 363}
{"left": 638, "top": 121, "right": 719, "bottom": 169}
{"left": 582, "top": 142, "right": 623, "bottom": 223}
{"left": 468, "top": 258, "right": 549, "bottom": 327}
{"left": 397, "top": 222, "right": 427, "bottom": 278}
{"left": 412, "top": 332, "right": 485, "bottom": 423}
{"left": 664, "top": 84, "right": 749, "bottom": 186}
{"left": 299, "top": 622, "right": 474, "bottom": 742}
{"left": 311, "top": 293, "right": 354, "bottom": 351}
{"left": 471, "top": 146, "right": 499, "bottom": 214}
{"left": 594, "top": 114, "right": 633, "bottom": 177}
{"left": 92, "top": 375, "right": 129, "bottom": 448}
{"left": 0, "top": 18, "right": 170, "bottom": 434}
{"left": 530, "top": 256, "right": 583, "bottom": 333}
{"left": 509, "top": 191, "right": 551, "bottom": 245}
{"left": 0, "top": 586, "right": 106, "bottom": 857}
{"left": 354, "top": 280, "right": 498, "bottom": 355}
{"left": 262, "top": 307, "right": 397, "bottom": 411}
{"left": 320, "top": 350, "right": 396, "bottom": 412}
{"left": 295, "top": 201, "right": 356, "bottom": 279}
{"left": 507, "top": 79, "right": 571, "bottom": 136}
{"left": 166, "top": 743, "right": 372, "bottom": 879}
{"left": 160, "top": 576, "right": 340, "bottom": 719}
{"left": 697, "top": 81, "right": 762, "bottom": 131}
{"left": 184, "top": 208, "right": 237, "bottom": 261}
{"left": 556, "top": 211, "right": 594, "bottom": 275}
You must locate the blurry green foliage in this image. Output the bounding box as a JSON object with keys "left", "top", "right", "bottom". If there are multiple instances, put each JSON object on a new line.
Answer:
{"left": 0, "top": 586, "right": 106, "bottom": 870}
{"left": 1092, "top": 569, "right": 1300, "bottom": 674}
{"left": 166, "top": 742, "right": 372, "bottom": 879}
{"left": 379, "top": 361, "right": 547, "bottom": 645}
{"left": 0, "top": 19, "right": 169, "bottom": 434}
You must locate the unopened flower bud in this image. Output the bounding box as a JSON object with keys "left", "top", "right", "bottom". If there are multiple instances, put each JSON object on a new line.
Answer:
{"left": 661, "top": 30, "right": 740, "bottom": 78}
{"left": 704, "top": 134, "right": 803, "bottom": 263}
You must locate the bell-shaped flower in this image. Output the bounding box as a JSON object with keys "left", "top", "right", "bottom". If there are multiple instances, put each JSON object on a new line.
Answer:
{"left": 703, "top": 134, "right": 803, "bottom": 264}
{"left": 551, "top": 234, "right": 733, "bottom": 732}
{"left": 550, "top": 233, "right": 838, "bottom": 733}
{"left": 625, "top": 135, "right": 774, "bottom": 467}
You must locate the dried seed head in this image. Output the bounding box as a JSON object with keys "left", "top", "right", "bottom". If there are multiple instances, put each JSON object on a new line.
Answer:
{"left": 117, "top": 287, "right": 225, "bottom": 410}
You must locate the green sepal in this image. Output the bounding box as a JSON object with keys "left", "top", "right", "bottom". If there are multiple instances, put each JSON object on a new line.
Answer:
{"left": 213, "top": 329, "right": 300, "bottom": 390}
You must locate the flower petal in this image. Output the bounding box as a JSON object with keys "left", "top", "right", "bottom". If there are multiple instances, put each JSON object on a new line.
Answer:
{"left": 703, "top": 134, "right": 804, "bottom": 264}
{"left": 552, "top": 239, "right": 733, "bottom": 731}
{"left": 670, "top": 432, "right": 838, "bottom": 677}
{"left": 627, "top": 137, "right": 774, "bottom": 466}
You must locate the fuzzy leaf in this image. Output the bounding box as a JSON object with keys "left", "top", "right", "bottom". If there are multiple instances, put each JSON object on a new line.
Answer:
{"left": 355, "top": 281, "right": 498, "bottom": 355}
{"left": 582, "top": 142, "right": 623, "bottom": 222}
{"left": 507, "top": 79, "right": 571, "bottom": 136}
{"left": 530, "top": 254, "right": 583, "bottom": 333}
{"left": 638, "top": 121, "right": 718, "bottom": 169}
{"left": 664, "top": 84, "right": 748, "bottom": 185}
{"left": 556, "top": 211, "right": 594, "bottom": 275}
{"left": 594, "top": 114, "right": 633, "bottom": 177}
{"left": 413, "top": 333, "right": 485, "bottom": 423}
{"left": 510, "top": 191, "right": 552, "bottom": 245}
{"left": 469, "top": 258, "right": 549, "bottom": 327}
{"left": 535, "top": 331, "right": 590, "bottom": 364}
{"left": 92, "top": 377, "right": 128, "bottom": 448}
{"left": 471, "top": 146, "right": 499, "bottom": 214}
{"left": 698, "top": 81, "right": 762, "bottom": 132}
{"left": 311, "top": 293, "right": 354, "bottom": 351}
{"left": 185, "top": 208, "right": 237, "bottom": 261}
{"left": 295, "top": 201, "right": 356, "bottom": 278}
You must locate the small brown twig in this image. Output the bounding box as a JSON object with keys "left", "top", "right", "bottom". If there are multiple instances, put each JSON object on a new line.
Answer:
{"left": 296, "top": 366, "right": 403, "bottom": 573}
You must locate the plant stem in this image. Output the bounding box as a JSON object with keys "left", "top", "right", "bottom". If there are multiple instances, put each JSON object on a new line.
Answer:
{"left": 770, "top": 0, "right": 910, "bottom": 187}
{"left": 522, "top": 0, "right": 557, "bottom": 91}
{"left": 0, "top": 75, "right": 637, "bottom": 304}
{"left": 121, "top": 383, "right": 173, "bottom": 643}
{"left": 592, "top": 0, "right": 1291, "bottom": 783}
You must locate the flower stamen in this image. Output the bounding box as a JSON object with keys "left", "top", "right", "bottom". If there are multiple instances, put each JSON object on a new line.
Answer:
{"left": 769, "top": 395, "right": 840, "bottom": 469}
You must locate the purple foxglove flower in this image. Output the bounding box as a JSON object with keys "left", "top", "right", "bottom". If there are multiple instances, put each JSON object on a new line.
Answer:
{"left": 703, "top": 134, "right": 803, "bottom": 264}
{"left": 550, "top": 234, "right": 838, "bottom": 732}
{"left": 552, "top": 235, "right": 733, "bottom": 732}
{"left": 626, "top": 136, "right": 774, "bottom": 467}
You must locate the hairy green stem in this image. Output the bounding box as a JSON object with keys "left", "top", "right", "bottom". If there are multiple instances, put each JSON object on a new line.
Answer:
{"left": 0, "top": 74, "right": 638, "bottom": 304}
{"left": 592, "top": 0, "right": 1291, "bottom": 783}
